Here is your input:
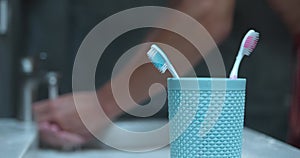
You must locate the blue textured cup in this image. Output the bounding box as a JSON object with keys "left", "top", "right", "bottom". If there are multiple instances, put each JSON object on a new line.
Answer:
{"left": 168, "top": 78, "right": 246, "bottom": 158}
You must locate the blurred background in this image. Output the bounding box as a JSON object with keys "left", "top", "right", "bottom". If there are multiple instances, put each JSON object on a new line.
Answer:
{"left": 0, "top": 0, "right": 295, "bottom": 143}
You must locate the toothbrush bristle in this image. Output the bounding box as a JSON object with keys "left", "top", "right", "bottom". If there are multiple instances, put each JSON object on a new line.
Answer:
{"left": 146, "top": 48, "right": 155, "bottom": 58}
{"left": 147, "top": 47, "right": 168, "bottom": 73}
{"left": 243, "top": 32, "right": 260, "bottom": 56}
{"left": 159, "top": 63, "right": 168, "bottom": 73}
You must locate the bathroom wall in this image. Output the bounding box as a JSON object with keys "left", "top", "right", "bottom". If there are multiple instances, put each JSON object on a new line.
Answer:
{"left": 0, "top": 0, "right": 22, "bottom": 117}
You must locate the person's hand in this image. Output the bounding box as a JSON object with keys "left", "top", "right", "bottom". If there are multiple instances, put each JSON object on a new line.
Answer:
{"left": 38, "top": 121, "right": 86, "bottom": 148}
{"left": 33, "top": 90, "right": 121, "bottom": 148}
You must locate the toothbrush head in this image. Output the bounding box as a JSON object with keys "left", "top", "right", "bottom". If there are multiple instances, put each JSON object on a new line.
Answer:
{"left": 241, "top": 29, "right": 260, "bottom": 56}
{"left": 229, "top": 29, "right": 260, "bottom": 79}
{"left": 147, "top": 44, "right": 170, "bottom": 73}
{"left": 147, "top": 44, "right": 180, "bottom": 78}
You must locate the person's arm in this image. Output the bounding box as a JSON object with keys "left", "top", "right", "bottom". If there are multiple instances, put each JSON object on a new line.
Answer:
{"left": 267, "top": 0, "right": 300, "bottom": 148}
{"left": 33, "top": 0, "right": 236, "bottom": 147}
{"left": 267, "top": 0, "right": 300, "bottom": 35}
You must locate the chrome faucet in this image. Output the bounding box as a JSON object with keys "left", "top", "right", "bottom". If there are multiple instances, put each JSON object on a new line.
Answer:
{"left": 19, "top": 54, "right": 60, "bottom": 123}
{"left": 20, "top": 57, "right": 39, "bottom": 123}
{"left": 45, "top": 72, "right": 59, "bottom": 100}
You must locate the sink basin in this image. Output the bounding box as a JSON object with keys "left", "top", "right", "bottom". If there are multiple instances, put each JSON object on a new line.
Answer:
{"left": 35, "top": 148, "right": 170, "bottom": 158}
{"left": 36, "top": 119, "right": 170, "bottom": 158}
{"left": 98, "top": 119, "right": 169, "bottom": 151}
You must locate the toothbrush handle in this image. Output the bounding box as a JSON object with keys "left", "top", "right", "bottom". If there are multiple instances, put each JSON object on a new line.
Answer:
{"left": 230, "top": 54, "right": 243, "bottom": 79}
{"left": 166, "top": 58, "right": 179, "bottom": 78}
{"left": 167, "top": 63, "right": 179, "bottom": 78}
{"left": 170, "top": 69, "right": 179, "bottom": 78}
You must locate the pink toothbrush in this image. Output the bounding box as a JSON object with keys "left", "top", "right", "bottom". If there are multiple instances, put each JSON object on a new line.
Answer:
{"left": 229, "top": 29, "right": 260, "bottom": 79}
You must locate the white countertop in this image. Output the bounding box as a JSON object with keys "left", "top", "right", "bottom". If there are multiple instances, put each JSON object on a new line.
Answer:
{"left": 2, "top": 119, "right": 300, "bottom": 158}
{"left": 0, "top": 119, "right": 37, "bottom": 158}
{"left": 34, "top": 122, "right": 300, "bottom": 158}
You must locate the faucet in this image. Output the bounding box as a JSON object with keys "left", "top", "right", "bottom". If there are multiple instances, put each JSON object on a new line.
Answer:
{"left": 19, "top": 57, "right": 38, "bottom": 123}
{"left": 46, "top": 72, "right": 59, "bottom": 100}
{"left": 19, "top": 54, "right": 60, "bottom": 123}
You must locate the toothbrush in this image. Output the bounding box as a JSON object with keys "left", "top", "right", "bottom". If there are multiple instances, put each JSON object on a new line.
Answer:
{"left": 229, "top": 29, "right": 260, "bottom": 79}
{"left": 147, "top": 44, "right": 179, "bottom": 78}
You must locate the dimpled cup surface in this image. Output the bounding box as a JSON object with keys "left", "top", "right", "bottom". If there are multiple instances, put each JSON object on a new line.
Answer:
{"left": 168, "top": 78, "right": 246, "bottom": 158}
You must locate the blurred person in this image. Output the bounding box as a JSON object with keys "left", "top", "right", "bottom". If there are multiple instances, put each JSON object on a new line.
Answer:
{"left": 265, "top": 0, "right": 300, "bottom": 149}
{"left": 33, "top": 0, "right": 300, "bottom": 148}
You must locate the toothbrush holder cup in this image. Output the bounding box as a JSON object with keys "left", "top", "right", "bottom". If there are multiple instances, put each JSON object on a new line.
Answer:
{"left": 168, "top": 78, "right": 246, "bottom": 158}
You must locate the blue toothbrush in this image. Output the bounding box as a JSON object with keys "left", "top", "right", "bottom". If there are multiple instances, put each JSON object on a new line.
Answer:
{"left": 147, "top": 44, "right": 179, "bottom": 78}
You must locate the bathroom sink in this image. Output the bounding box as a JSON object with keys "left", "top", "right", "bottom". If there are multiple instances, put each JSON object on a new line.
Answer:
{"left": 35, "top": 119, "right": 170, "bottom": 158}
{"left": 34, "top": 119, "right": 300, "bottom": 158}
{"left": 35, "top": 148, "right": 170, "bottom": 158}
